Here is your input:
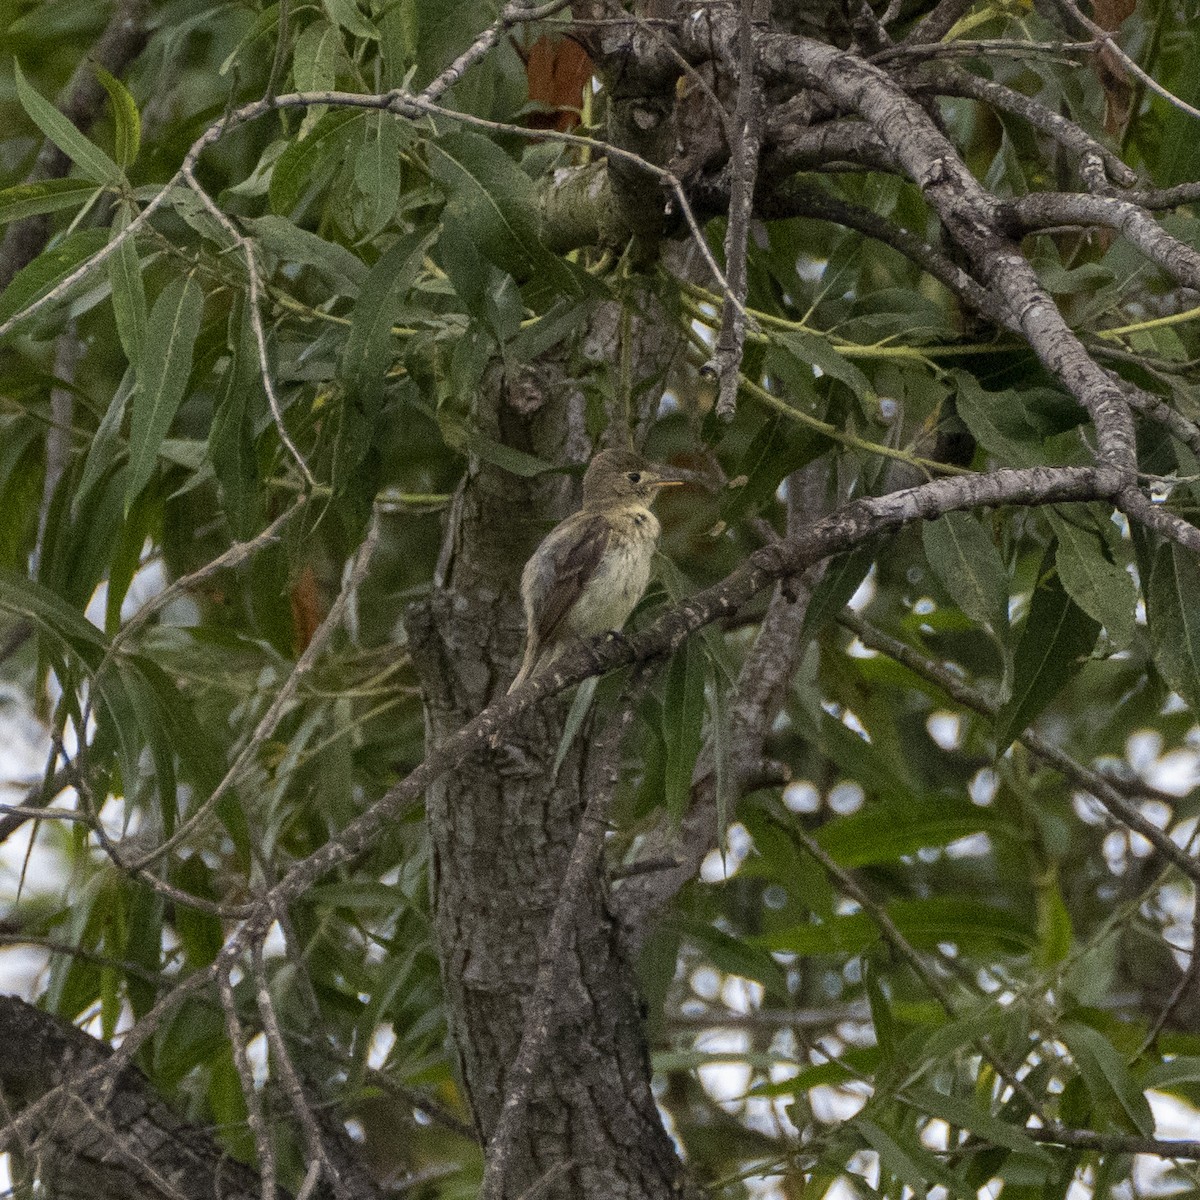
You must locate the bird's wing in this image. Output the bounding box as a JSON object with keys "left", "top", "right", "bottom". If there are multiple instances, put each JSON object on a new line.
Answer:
{"left": 531, "top": 512, "right": 614, "bottom": 645}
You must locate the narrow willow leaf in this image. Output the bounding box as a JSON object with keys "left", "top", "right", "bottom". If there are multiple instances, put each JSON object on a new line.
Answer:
{"left": 952, "top": 371, "right": 1045, "bottom": 467}
{"left": 355, "top": 111, "right": 403, "bottom": 236}
{"left": 707, "top": 661, "right": 732, "bottom": 857}
{"left": 324, "top": 0, "right": 378, "bottom": 38}
{"left": 210, "top": 302, "right": 263, "bottom": 538}
{"left": 13, "top": 61, "right": 123, "bottom": 186}
{"left": 663, "top": 639, "right": 705, "bottom": 826}
{"left": 776, "top": 329, "right": 877, "bottom": 409}
{"left": 1035, "top": 871, "right": 1073, "bottom": 968}
{"left": 855, "top": 1117, "right": 973, "bottom": 1200}
{"left": 798, "top": 542, "right": 877, "bottom": 645}
{"left": 1060, "top": 1022, "right": 1154, "bottom": 1136}
{"left": 1147, "top": 540, "right": 1200, "bottom": 712}
{"left": 126, "top": 273, "right": 204, "bottom": 509}
{"left": 0, "top": 227, "right": 108, "bottom": 325}
{"left": 429, "top": 131, "right": 577, "bottom": 297}
{"left": 815, "top": 794, "right": 1006, "bottom": 868}
{"left": 682, "top": 920, "right": 789, "bottom": 1000}
{"left": 94, "top": 64, "right": 141, "bottom": 168}
{"left": 552, "top": 676, "right": 598, "bottom": 776}
{"left": 109, "top": 206, "right": 147, "bottom": 369}
{"left": 293, "top": 18, "right": 342, "bottom": 135}
{"left": 1048, "top": 508, "right": 1136, "bottom": 649}
{"left": 340, "top": 228, "right": 432, "bottom": 414}
{"left": 995, "top": 562, "right": 1098, "bottom": 750}
{"left": 0, "top": 178, "right": 100, "bottom": 225}
{"left": 922, "top": 510, "right": 1009, "bottom": 640}
{"left": 903, "top": 1087, "right": 1053, "bottom": 1161}
{"left": 269, "top": 108, "right": 362, "bottom": 215}
{"left": 243, "top": 214, "right": 367, "bottom": 293}
{"left": 77, "top": 367, "right": 134, "bottom": 509}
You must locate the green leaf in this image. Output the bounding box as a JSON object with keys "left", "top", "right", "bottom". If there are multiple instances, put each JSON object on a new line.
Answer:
{"left": 324, "top": 0, "right": 378, "bottom": 38}
{"left": 430, "top": 131, "right": 577, "bottom": 303}
{"left": 995, "top": 560, "right": 1099, "bottom": 750}
{"left": 126, "top": 273, "right": 204, "bottom": 509}
{"left": 1144, "top": 1056, "right": 1200, "bottom": 1091}
{"left": 775, "top": 329, "right": 877, "bottom": 409}
{"left": 355, "top": 111, "right": 404, "bottom": 236}
{"left": 77, "top": 368, "right": 134, "bottom": 508}
{"left": 663, "top": 638, "right": 706, "bottom": 825}
{"left": 682, "top": 920, "right": 789, "bottom": 1000}
{"left": 13, "top": 61, "right": 123, "bottom": 186}
{"left": 294, "top": 17, "right": 342, "bottom": 89}
{"left": 457, "top": 431, "right": 555, "bottom": 478}
{"left": 922, "top": 510, "right": 1009, "bottom": 639}
{"left": 109, "top": 206, "right": 148, "bottom": 369}
{"left": 1035, "top": 872, "right": 1073, "bottom": 968}
{"left": 552, "top": 675, "right": 598, "bottom": 776}
{"left": 865, "top": 960, "right": 896, "bottom": 1062}
{"left": 94, "top": 64, "right": 141, "bottom": 168}
{"left": 854, "top": 1117, "right": 974, "bottom": 1199}
{"left": 1147, "top": 540, "right": 1200, "bottom": 712}
{"left": 335, "top": 228, "right": 434, "bottom": 481}
{"left": 903, "top": 1086, "right": 1053, "bottom": 1161}
{"left": 799, "top": 542, "right": 877, "bottom": 644}
{"left": 0, "top": 416, "right": 43, "bottom": 569}
{"left": 759, "top": 898, "right": 1034, "bottom": 956}
{"left": 1060, "top": 1021, "right": 1154, "bottom": 1136}
{"left": 268, "top": 108, "right": 362, "bottom": 215}
{"left": 210, "top": 301, "right": 264, "bottom": 538}
{"left": 243, "top": 214, "right": 367, "bottom": 293}
{"left": 952, "top": 372, "right": 1045, "bottom": 468}
{"left": 0, "top": 227, "right": 109, "bottom": 325}
{"left": 815, "top": 794, "right": 1006, "bottom": 868}
{"left": 0, "top": 178, "right": 101, "bottom": 225}
{"left": 1048, "top": 507, "right": 1136, "bottom": 649}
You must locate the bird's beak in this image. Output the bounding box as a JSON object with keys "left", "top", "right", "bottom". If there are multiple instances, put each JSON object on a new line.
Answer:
{"left": 648, "top": 466, "right": 686, "bottom": 489}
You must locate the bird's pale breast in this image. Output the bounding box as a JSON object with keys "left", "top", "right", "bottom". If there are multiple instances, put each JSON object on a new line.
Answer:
{"left": 563, "top": 507, "right": 660, "bottom": 637}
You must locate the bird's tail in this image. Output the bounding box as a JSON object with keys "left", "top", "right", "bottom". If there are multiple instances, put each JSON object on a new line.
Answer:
{"left": 506, "top": 640, "right": 556, "bottom": 694}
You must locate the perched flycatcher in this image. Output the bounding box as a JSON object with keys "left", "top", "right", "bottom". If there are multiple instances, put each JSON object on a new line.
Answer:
{"left": 508, "top": 449, "right": 681, "bottom": 692}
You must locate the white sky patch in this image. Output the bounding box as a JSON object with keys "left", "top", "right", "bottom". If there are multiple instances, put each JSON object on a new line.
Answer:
{"left": 926, "top": 711, "right": 961, "bottom": 750}
{"left": 828, "top": 782, "right": 864, "bottom": 815}
{"left": 367, "top": 1022, "right": 396, "bottom": 1070}
{"left": 1149, "top": 749, "right": 1200, "bottom": 795}
{"left": 784, "top": 781, "right": 821, "bottom": 812}
{"left": 1127, "top": 731, "right": 1163, "bottom": 773}
{"left": 849, "top": 567, "right": 876, "bottom": 611}
{"left": 970, "top": 767, "right": 998, "bottom": 806}
{"left": 701, "top": 822, "right": 753, "bottom": 882}
{"left": 695, "top": 1028, "right": 752, "bottom": 1109}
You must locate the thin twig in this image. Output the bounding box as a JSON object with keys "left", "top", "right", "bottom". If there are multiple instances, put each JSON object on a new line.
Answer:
{"left": 179, "top": 164, "right": 316, "bottom": 489}
{"left": 127, "top": 510, "right": 380, "bottom": 870}
{"left": 219, "top": 966, "right": 278, "bottom": 1200}
{"left": 839, "top": 609, "right": 1200, "bottom": 890}
{"left": 711, "top": 0, "right": 764, "bottom": 420}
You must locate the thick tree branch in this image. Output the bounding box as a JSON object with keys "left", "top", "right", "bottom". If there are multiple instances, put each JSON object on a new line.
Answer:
{"left": 0, "top": 993, "right": 275, "bottom": 1200}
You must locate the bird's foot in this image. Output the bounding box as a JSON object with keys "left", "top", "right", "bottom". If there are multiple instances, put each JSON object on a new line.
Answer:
{"left": 601, "top": 628, "right": 636, "bottom": 661}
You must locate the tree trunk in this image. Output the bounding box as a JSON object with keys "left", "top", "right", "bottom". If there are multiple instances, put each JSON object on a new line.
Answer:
{"left": 406, "top": 310, "right": 698, "bottom": 1199}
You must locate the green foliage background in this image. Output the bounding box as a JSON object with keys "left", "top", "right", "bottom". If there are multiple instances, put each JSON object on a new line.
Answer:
{"left": 2, "top": 0, "right": 1200, "bottom": 1197}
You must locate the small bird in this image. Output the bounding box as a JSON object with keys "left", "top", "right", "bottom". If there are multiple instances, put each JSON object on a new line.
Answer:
{"left": 508, "top": 449, "right": 682, "bottom": 693}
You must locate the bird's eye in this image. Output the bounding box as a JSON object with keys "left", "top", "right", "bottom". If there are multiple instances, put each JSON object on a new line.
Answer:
{"left": 627, "top": 472, "right": 641, "bottom": 483}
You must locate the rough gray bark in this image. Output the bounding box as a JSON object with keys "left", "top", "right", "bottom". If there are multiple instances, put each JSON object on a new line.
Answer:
{"left": 0, "top": 994, "right": 269, "bottom": 1200}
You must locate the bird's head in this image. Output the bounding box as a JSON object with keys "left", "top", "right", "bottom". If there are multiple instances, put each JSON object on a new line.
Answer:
{"left": 581, "top": 449, "right": 683, "bottom": 510}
